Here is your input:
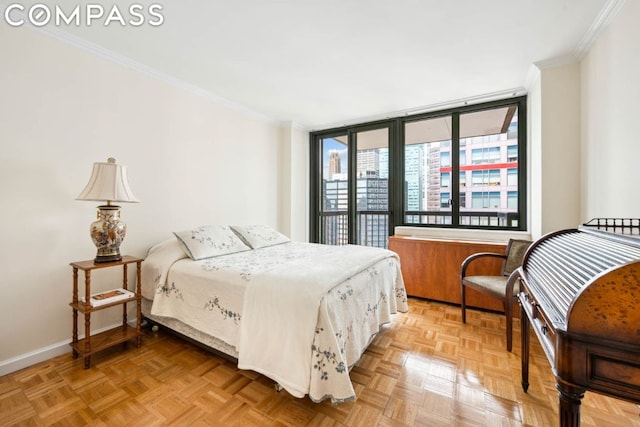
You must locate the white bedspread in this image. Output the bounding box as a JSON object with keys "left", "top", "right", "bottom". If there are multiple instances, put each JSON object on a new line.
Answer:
{"left": 141, "top": 239, "right": 407, "bottom": 403}
{"left": 238, "top": 244, "right": 396, "bottom": 399}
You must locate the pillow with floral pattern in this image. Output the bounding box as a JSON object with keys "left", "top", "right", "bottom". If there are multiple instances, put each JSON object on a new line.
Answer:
{"left": 230, "top": 225, "right": 290, "bottom": 249}
{"left": 174, "top": 225, "right": 251, "bottom": 260}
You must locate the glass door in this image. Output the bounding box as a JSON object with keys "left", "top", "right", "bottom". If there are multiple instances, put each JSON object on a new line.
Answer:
{"left": 355, "top": 127, "right": 390, "bottom": 248}
{"left": 316, "top": 125, "right": 392, "bottom": 248}
{"left": 319, "top": 134, "right": 349, "bottom": 245}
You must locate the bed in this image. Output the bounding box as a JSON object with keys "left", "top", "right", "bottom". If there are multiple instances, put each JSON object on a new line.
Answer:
{"left": 140, "top": 225, "right": 408, "bottom": 403}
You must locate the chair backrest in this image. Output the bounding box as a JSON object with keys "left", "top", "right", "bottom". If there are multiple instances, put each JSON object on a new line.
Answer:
{"left": 502, "top": 239, "right": 533, "bottom": 276}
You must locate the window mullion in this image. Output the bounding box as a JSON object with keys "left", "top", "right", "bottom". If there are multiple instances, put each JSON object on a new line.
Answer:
{"left": 348, "top": 130, "right": 357, "bottom": 244}
{"left": 390, "top": 120, "right": 403, "bottom": 233}
{"left": 451, "top": 113, "right": 460, "bottom": 226}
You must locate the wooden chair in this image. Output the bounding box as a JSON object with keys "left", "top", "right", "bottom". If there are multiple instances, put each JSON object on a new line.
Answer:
{"left": 460, "top": 239, "right": 532, "bottom": 351}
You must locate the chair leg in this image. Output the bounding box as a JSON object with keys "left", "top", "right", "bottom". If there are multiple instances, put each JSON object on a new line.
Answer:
{"left": 504, "top": 271, "right": 521, "bottom": 352}
{"left": 505, "top": 299, "right": 513, "bottom": 352}
{"left": 461, "top": 283, "right": 467, "bottom": 323}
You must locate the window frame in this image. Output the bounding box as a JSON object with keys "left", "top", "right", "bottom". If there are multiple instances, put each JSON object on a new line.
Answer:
{"left": 309, "top": 96, "right": 527, "bottom": 243}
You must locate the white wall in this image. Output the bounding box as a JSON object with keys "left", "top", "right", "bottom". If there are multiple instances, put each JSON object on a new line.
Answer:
{"left": 527, "top": 67, "right": 543, "bottom": 238}
{"left": 0, "top": 24, "right": 287, "bottom": 368}
{"left": 581, "top": 0, "right": 640, "bottom": 219}
{"left": 528, "top": 62, "right": 582, "bottom": 239}
{"left": 527, "top": 0, "right": 639, "bottom": 237}
{"left": 279, "top": 123, "right": 309, "bottom": 242}
{"left": 539, "top": 63, "right": 583, "bottom": 235}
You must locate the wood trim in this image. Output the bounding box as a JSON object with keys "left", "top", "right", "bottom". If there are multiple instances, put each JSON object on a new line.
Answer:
{"left": 389, "top": 235, "right": 507, "bottom": 311}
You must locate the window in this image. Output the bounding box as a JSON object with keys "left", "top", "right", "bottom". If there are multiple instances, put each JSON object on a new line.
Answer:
{"left": 471, "top": 169, "right": 500, "bottom": 186}
{"left": 441, "top": 172, "right": 450, "bottom": 188}
{"left": 440, "top": 192, "right": 450, "bottom": 208}
{"left": 472, "top": 191, "right": 500, "bottom": 209}
{"left": 471, "top": 147, "right": 500, "bottom": 164}
{"left": 458, "top": 104, "right": 523, "bottom": 227}
{"left": 404, "top": 115, "right": 453, "bottom": 225}
{"left": 310, "top": 96, "right": 526, "bottom": 245}
{"left": 440, "top": 151, "right": 451, "bottom": 167}
{"left": 508, "top": 191, "right": 518, "bottom": 209}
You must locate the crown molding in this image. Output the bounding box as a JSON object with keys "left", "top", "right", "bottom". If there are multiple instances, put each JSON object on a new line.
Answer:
{"left": 524, "top": 0, "right": 625, "bottom": 90}
{"left": 573, "top": 0, "right": 626, "bottom": 61}
{"left": 533, "top": 54, "right": 579, "bottom": 70}
{"left": 1, "top": 1, "right": 281, "bottom": 126}
{"left": 5, "top": 0, "right": 624, "bottom": 132}
{"left": 279, "top": 121, "right": 309, "bottom": 132}
{"left": 43, "top": 27, "right": 280, "bottom": 125}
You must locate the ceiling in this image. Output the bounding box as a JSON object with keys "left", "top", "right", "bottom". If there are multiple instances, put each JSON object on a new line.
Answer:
{"left": 32, "top": 0, "right": 616, "bottom": 129}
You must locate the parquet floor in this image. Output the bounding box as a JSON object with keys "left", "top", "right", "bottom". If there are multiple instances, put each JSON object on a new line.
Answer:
{"left": 2, "top": 298, "right": 639, "bottom": 426}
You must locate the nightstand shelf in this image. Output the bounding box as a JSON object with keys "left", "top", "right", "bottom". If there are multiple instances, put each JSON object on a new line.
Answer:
{"left": 70, "top": 295, "right": 138, "bottom": 313}
{"left": 69, "top": 255, "right": 143, "bottom": 369}
{"left": 69, "top": 325, "right": 139, "bottom": 356}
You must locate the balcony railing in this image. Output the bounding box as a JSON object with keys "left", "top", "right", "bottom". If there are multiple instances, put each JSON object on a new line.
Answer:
{"left": 405, "top": 210, "right": 519, "bottom": 227}
{"left": 319, "top": 210, "right": 518, "bottom": 248}
{"left": 319, "top": 211, "right": 389, "bottom": 248}
{"left": 320, "top": 211, "right": 349, "bottom": 246}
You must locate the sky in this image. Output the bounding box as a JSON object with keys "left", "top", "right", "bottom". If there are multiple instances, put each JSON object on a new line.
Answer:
{"left": 322, "top": 137, "right": 347, "bottom": 178}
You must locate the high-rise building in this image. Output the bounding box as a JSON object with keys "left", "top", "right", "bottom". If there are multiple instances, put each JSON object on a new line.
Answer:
{"left": 328, "top": 150, "right": 341, "bottom": 179}
{"left": 322, "top": 176, "right": 389, "bottom": 248}
{"left": 357, "top": 149, "right": 379, "bottom": 178}
{"left": 404, "top": 144, "right": 424, "bottom": 211}
{"left": 378, "top": 149, "right": 389, "bottom": 179}
{"left": 357, "top": 177, "right": 389, "bottom": 248}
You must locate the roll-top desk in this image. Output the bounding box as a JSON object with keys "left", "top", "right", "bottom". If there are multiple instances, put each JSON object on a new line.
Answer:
{"left": 516, "top": 222, "right": 640, "bottom": 427}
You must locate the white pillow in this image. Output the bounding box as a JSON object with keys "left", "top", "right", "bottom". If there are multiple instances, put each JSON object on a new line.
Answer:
{"left": 231, "top": 225, "right": 290, "bottom": 249}
{"left": 173, "top": 225, "right": 251, "bottom": 260}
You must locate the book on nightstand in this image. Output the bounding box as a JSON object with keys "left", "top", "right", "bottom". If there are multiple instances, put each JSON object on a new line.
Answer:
{"left": 81, "top": 288, "right": 135, "bottom": 307}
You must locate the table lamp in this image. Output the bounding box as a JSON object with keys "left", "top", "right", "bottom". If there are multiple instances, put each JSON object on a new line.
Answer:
{"left": 76, "top": 157, "right": 139, "bottom": 263}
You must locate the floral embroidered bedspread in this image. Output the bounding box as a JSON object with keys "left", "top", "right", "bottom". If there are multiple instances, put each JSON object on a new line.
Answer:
{"left": 142, "top": 240, "right": 408, "bottom": 403}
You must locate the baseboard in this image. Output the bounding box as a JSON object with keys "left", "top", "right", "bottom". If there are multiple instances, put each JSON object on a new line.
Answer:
{"left": 0, "top": 339, "right": 70, "bottom": 377}
{"left": 0, "top": 322, "right": 133, "bottom": 376}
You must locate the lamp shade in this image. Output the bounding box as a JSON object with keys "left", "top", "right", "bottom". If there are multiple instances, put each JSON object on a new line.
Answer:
{"left": 76, "top": 157, "right": 139, "bottom": 203}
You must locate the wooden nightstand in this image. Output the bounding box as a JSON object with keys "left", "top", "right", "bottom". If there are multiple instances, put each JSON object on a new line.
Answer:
{"left": 69, "top": 256, "right": 143, "bottom": 369}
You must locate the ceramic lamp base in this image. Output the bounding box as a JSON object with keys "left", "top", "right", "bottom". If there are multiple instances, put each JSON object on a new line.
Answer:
{"left": 90, "top": 205, "right": 127, "bottom": 263}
